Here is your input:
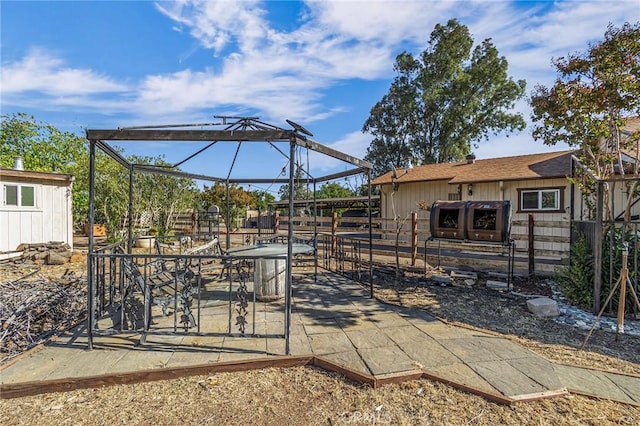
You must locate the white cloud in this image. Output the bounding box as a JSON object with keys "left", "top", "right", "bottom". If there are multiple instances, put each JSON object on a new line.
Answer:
{"left": 304, "top": 0, "right": 454, "bottom": 46}
{"left": 0, "top": 48, "right": 127, "bottom": 96}
{"left": 144, "top": 0, "right": 639, "bottom": 129}
{"left": 155, "top": 0, "right": 267, "bottom": 54}
{"left": 2, "top": 0, "right": 638, "bottom": 162}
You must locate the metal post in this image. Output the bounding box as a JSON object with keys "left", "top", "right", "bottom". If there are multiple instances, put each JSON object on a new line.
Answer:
{"left": 528, "top": 214, "right": 534, "bottom": 276}
{"left": 368, "top": 170, "right": 373, "bottom": 298}
{"left": 87, "top": 140, "right": 96, "bottom": 350}
{"left": 226, "top": 182, "right": 231, "bottom": 250}
{"left": 285, "top": 138, "right": 296, "bottom": 355}
{"left": 127, "top": 166, "right": 134, "bottom": 253}
{"left": 313, "top": 180, "right": 318, "bottom": 281}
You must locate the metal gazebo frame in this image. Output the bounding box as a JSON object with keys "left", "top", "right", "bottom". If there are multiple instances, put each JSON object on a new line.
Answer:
{"left": 85, "top": 117, "right": 374, "bottom": 353}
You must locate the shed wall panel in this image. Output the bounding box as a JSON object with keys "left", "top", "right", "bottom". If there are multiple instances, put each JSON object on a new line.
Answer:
{"left": 0, "top": 174, "right": 73, "bottom": 252}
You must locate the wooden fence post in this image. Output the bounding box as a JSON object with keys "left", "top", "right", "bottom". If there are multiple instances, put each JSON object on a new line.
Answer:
{"left": 274, "top": 211, "right": 280, "bottom": 233}
{"left": 331, "top": 212, "right": 338, "bottom": 256}
{"left": 593, "top": 181, "right": 604, "bottom": 314}
{"left": 528, "top": 214, "right": 535, "bottom": 276}
{"left": 411, "top": 212, "right": 418, "bottom": 266}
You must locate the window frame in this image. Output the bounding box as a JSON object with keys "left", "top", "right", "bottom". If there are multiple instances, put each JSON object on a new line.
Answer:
{"left": 517, "top": 187, "right": 564, "bottom": 213}
{"left": 3, "top": 184, "right": 37, "bottom": 208}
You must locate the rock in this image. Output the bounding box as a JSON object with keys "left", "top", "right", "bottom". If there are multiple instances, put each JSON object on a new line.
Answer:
{"left": 450, "top": 270, "right": 478, "bottom": 280}
{"left": 430, "top": 275, "right": 453, "bottom": 285}
{"left": 526, "top": 297, "right": 560, "bottom": 318}
{"left": 486, "top": 280, "right": 512, "bottom": 290}
{"left": 464, "top": 279, "right": 475, "bottom": 286}
{"left": 46, "top": 252, "right": 68, "bottom": 265}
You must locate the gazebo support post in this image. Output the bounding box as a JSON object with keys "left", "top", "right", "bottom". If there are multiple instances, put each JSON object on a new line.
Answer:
{"left": 127, "top": 166, "right": 134, "bottom": 253}
{"left": 285, "top": 137, "right": 296, "bottom": 355}
{"left": 313, "top": 180, "right": 318, "bottom": 281}
{"left": 87, "top": 141, "right": 96, "bottom": 350}
{"left": 368, "top": 170, "right": 373, "bottom": 298}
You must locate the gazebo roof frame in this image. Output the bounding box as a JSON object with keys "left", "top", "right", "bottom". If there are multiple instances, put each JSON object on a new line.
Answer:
{"left": 86, "top": 116, "right": 372, "bottom": 184}
{"left": 84, "top": 116, "right": 375, "bottom": 354}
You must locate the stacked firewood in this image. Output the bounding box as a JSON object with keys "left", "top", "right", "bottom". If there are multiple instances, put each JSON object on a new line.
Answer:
{"left": 0, "top": 270, "right": 87, "bottom": 363}
{"left": 2, "top": 242, "right": 77, "bottom": 265}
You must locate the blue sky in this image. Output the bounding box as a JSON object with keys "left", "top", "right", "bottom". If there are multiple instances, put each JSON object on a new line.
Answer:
{"left": 1, "top": 0, "right": 639, "bottom": 193}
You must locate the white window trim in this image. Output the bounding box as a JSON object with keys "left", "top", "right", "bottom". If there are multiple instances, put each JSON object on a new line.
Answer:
{"left": 519, "top": 188, "right": 560, "bottom": 211}
{"left": 2, "top": 183, "right": 38, "bottom": 209}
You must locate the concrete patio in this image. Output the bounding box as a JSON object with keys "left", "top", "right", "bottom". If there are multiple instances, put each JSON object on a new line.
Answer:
{"left": 1, "top": 270, "right": 639, "bottom": 406}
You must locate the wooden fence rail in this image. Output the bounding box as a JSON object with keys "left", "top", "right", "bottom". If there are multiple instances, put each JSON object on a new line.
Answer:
{"left": 165, "top": 211, "right": 571, "bottom": 275}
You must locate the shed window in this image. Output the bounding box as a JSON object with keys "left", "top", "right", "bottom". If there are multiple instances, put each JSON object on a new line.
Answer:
{"left": 3, "top": 184, "right": 35, "bottom": 207}
{"left": 518, "top": 188, "right": 562, "bottom": 212}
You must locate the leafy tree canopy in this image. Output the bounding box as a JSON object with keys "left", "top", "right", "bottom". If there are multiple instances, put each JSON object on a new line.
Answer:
{"left": 315, "top": 182, "right": 355, "bottom": 199}
{"left": 363, "top": 19, "right": 526, "bottom": 176}
{"left": 250, "top": 190, "right": 275, "bottom": 210}
{"left": 1, "top": 113, "right": 86, "bottom": 173}
{"left": 1, "top": 113, "right": 89, "bottom": 226}
{"left": 277, "top": 165, "right": 312, "bottom": 201}
{"left": 200, "top": 182, "right": 255, "bottom": 224}
{"left": 529, "top": 22, "right": 640, "bottom": 223}
{"left": 1, "top": 113, "right": 199, "bottom": 238}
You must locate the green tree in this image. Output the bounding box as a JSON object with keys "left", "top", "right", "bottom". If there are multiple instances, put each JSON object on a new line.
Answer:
{"left": 277, "top": 165, "right": 312, "bottom": 201}
{"left": 0, "top": 113, "right": 86, "bottom": 172}
{"left": 250, "top": 190, "right": 275, "bottom": 211}
{"left": 1, "top": 113, "right": 88, "bottom": 226}
{"left": 91, "top": 152, "right": 129, "bottom": 237}
{"left": 74, "top": 151, "right": 198, "bottom": 240}
{"left": 315, "top": 182, "right": 355, "bottom": 199}
{"left": 128, "top": 155, "right": 199, "bottom": 237}
{"left": 200, "top": 182, "right": 254, "bottom": 229}
{"left": 529, "top": 22, "right": 640, "bottom": 227}
{"left": 1, "top": 113, "right": 200, "bottom": 239}
{"left": 363, "top": 19, "right": 526, "bottom": 176}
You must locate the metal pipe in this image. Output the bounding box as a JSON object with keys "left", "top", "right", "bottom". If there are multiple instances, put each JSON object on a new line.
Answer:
{"left": 127, "top": 166, "right": 134, "bottom": 253}
{"left": 313, "top": 180, "right": 318, "bottom": 281}
{"left": 226, "top": 182, "right": 231, "bottom": 250}
{"left": 285, "top": 137, "right": 296, "bottom": 355}
{"left": 87, "top": 140, "right": 96, "bottom": 350}
{"left": 368, "top": 170, "right": 373, "bottom": 298}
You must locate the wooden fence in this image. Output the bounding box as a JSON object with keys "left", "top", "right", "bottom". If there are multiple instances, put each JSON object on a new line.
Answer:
{"left": 164, "top": 210, "right": 571, "bottom": 275}
{"left": 278, "top": 212, "right": 569, "bottom": 276}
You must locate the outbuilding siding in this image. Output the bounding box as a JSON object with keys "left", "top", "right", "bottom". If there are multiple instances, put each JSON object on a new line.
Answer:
{"left": 0, "top": 169, "right": 74, "bottom": 252}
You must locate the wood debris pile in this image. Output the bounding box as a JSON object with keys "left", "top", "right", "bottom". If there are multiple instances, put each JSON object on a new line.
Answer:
{"left": 1, "top": 242, "right": 77, "bottom": 266}
{"left": 0, "top": 270, "right": 87, "bottom": 363}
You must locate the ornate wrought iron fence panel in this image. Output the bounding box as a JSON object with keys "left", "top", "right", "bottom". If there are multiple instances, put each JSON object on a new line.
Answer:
{"left": 88, "top": 247, "right": 294, "bottom": 345}
{"left": 317, "top": 234, "right": 366, "bottom": 283}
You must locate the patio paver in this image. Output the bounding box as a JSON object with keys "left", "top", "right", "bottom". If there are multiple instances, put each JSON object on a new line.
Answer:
{"left": 1, "top": 270, "right": 638, "bottom": 407}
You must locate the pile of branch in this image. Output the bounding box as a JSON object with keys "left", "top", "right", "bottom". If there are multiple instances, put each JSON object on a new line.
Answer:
{"left": 0, "top": 271, "right": 87, "bottom": 363}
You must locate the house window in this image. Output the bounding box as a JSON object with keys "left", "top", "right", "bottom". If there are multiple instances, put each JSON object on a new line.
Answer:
{"left": 518, "top": 187, "right": 563, "bottom": 212}
{"left": 3, "top": 184, "right": 36, "bottom": 207}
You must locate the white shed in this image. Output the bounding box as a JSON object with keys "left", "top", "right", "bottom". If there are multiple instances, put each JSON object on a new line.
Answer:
{"left": 0, "top": 168, "right": 74, "bottom": 252}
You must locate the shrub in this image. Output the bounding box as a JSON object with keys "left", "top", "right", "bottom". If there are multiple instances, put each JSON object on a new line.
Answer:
{"left": 601, "top": 226, "right": 639, "bottom": 314}
{"left": 554, "top": 231, "right": 594, "bottom": 309}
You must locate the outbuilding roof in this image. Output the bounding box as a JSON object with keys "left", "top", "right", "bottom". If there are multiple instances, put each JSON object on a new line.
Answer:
{"left": 0, "top": 168, "right": 74, "bottom": 183}
{"left": 371, "top": 150, "right": 574, "bottom": 186}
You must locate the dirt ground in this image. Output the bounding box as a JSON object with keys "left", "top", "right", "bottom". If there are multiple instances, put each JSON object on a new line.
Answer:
{"left": 375, "top": 270, "right": 640, "bottom": 376}
{"left": 1, "top": 256, "right": 640, "bottom": 425}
